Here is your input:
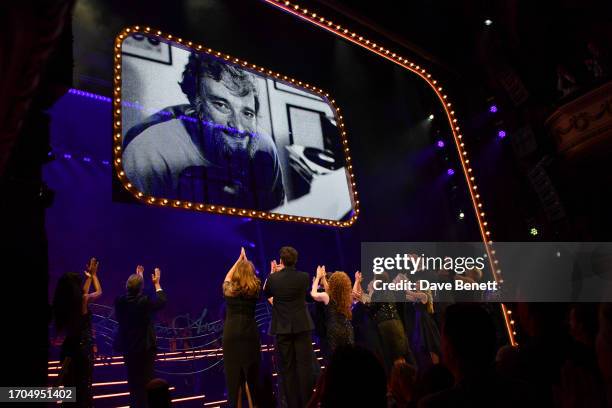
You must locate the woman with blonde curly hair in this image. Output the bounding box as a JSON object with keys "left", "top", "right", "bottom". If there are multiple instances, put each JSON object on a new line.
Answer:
{"left": 222, "top": 248, "right": 261, "bottom": 407}
{"left": 311, "top": 267, "right": 355, "bottom": 354}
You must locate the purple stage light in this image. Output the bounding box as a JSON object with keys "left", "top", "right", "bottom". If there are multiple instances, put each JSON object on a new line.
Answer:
{"left": 436, "top": 140, "right": 445, "bottom": 148}
{"left": 447, "top": 168, "right": 455, "bottom": 176}
{"left": 489, "top": 105, "right": 498, "bottom": 113}
{"left": 83, "top": 157, "right": 91, "bottom": 162}
{"left": 68, "top": 88, "right": 112, "bottom": 103}
{"left": 497, "top": 130, "right": 507, "bottom": 138}
{"left": 102, "top": 160, "right": 110, "bottom": 165}
{"left": 63, "top": 153, "right": 72, "bottom": 159}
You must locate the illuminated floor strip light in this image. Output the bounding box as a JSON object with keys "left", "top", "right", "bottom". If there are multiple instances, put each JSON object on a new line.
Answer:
{"left": 204, "top": 400, "right": 228, "bottom": 406}
{"left": 92, "top": 380, "right": 127, "bottom": 387}
{"left": 93, "top": 391, "right": 130, "bottom": 400}
{"left": 48, "top": 344, "right": 283, "bottom": 371}
{"left": 94, "top": 387, "right": 175, "bottom": 400}
{"left": 172, "top": 394, "right": 206, "bottom": 403}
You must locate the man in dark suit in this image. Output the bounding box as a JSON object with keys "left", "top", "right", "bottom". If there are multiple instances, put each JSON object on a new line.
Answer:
{"left": 115, "top": 266, "right": 167, "bottom": 408}
{"left": 264, "top": 246, "right": 315, "bottom": 408}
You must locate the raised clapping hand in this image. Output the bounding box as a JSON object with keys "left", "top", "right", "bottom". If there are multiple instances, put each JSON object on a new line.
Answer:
{"left": 152, "top": 267, "right": 161, "bottom": 284}
{"left": 89, "top": 258, "right": 98, "bottom": 274}
{"left": 270, "top": 260, "right": 280, "bottom": 274}
{"left": 316, "top": 265, "right": 326, "bottom": 279}
{"left": 85, "top": 258, "right": 98, "bottom": 278}
{"left": 355, "top": 271, "right": 363, "bottom": 283}
{"left": 136, "top": 265, "right": 144, "bottom": 277}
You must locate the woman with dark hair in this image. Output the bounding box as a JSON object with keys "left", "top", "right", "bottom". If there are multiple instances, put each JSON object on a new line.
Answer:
{"left": 222, "top": 248, "right": 262, "bottom": 408}
{"left": 52, "top": 257, "right": 102, "bottom": 407}
{"left": 310, "top": 267, "right": 355, "bottom": 356}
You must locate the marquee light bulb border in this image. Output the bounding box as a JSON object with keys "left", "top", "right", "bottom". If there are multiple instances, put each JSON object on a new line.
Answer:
{"left": 112, "top": 26, "right": 360, "bottom": 228}
{"left": 261, "top": 0, "right": 517, "bottom": 345}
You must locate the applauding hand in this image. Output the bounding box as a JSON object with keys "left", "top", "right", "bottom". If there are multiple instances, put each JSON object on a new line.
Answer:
{"left": 152, "top": 268, "right": 161, "bottom": 285}
{"left": 270, "top": 259, "right": 285, "bottom": 274}
{"left": 316, "top": 265, "right": 326, "bottom": 279}
{"left": 87, "top": 258, "right": 99, "bottom": 275}
{"left": 136, "top": 265, "right": 144, "bottom": 277}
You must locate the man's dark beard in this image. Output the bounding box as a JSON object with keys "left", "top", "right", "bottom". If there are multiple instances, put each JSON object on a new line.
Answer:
{"left": 207, "top": 127, "right": 253, "bottom": 164}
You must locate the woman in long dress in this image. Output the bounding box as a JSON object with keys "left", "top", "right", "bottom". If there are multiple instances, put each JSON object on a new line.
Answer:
{"left": 53, "top": 257, "right": 102, "bottom": 407}
{"left": 222, "top": 248, "right": 261, "bottom": 407}
{"left": 406, "top": 280, "right": 440, "bottom": 369}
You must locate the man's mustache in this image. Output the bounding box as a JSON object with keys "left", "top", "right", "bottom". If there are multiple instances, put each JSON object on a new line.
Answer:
{"left": 209, "top": 128, "right": 257, "bottom": 160}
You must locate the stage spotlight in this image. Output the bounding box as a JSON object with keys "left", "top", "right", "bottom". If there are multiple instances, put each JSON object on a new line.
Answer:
{"left": 497, "top": 130, "right": 507, "bottom": 139}
{"left": 447, "top": 168, "right": 455, "bottom": 176}
{"left": 436, "top": 140, "right": 445, "bottom": 148}
{"left": 45, "top": 150, "right": 56, "bottom": 163}
{"left": 484, "top": 19, "right": 493, "bottom": 26}
{"left": 489, "top": 105, "right": 498, "bottom": 113}
{"left": 529, "top": 227, "right": 538, "bottom": 236}
{"left": 428, "top": 114, "right": 435, "bottom": 120}
{"left": 458, "top": 212, "right": 465, "bottom": 219}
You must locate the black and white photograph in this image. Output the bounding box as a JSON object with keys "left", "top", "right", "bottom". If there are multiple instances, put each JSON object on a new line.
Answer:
{"left": 120, "top": 35, "right": 354, "bottom": 221}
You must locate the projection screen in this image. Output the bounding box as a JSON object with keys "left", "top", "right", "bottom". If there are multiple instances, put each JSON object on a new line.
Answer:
{"left": 114, "top": 30, "right": 358, "bottom": 227}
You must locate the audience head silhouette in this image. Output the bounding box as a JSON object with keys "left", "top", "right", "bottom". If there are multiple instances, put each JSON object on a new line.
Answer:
{"left": 318, "top": 344, "right": 387, "bottom": 407}
{"left": 147, "top": 378, "right": 171, "bottom": 408}
{"left": 388, "top": 359, "right": 417, "bottom": 407}
{"left": 441, "top": 303, "right": 497, "bottom": 380}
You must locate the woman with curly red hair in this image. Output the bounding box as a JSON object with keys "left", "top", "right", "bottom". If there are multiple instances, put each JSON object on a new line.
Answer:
{"left": 310, "top": 266, "right": 355, "bottom": 354}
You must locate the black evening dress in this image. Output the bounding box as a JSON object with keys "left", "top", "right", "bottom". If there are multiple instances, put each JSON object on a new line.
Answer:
{"left": 325, "top": 300, "right": 354, "bottom": 354}
{"left": 410, "top": 301, "right": 441, "bottom": 370}
{"left": 222, "top": 286, "right": 261, "bottom": 407}
{"left": 60, "top": 310, "right": 93, "bottom": 408}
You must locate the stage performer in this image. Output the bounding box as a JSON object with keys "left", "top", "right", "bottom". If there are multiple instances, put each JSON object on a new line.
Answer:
{"left": 114, "top": 266, "right": 166, "bottom": 408}
{"left": 52, "top": 257, "right": 102, "bottom": 408}
{"left": 264, "top": 246, "right": 315, "bottom": 408}
{"left": 222, "top": 247, "right": 262, "bottom": 407}
{"left": 353, "top": 271, "right": 416, "bottom": 372}
{"left": 310, "top": 266, "right": 354, "bottom": 355}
